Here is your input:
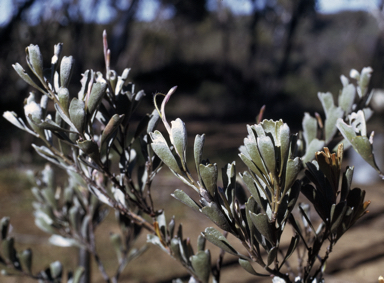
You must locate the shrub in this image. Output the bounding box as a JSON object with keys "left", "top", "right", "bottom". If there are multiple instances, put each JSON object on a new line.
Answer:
{"left": 1, "top": 31, "right": 383, "bottom": 283}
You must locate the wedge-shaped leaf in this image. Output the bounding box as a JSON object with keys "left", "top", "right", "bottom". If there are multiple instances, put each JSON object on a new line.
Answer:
{"left": 202, "top": 227, "right": 248, "bottom": 259}
{"left": 81, "top": 215, "right": 90, "bottom": 239}
{"left": 26, "top": 44, "right": 44, "bottom": 79}
{"left": 267, "top": 246, "right": 278, "bottom": 267}
{"left": 278, "top": 123, "right": 291, "bottom": 171}
{"left": 48, "top": 235, "right": 82, "bottom": 248}
{"left": 147, "top": 109, "right": 160, "bottom": 133}
{"left": 337, "top": 118, "right": 383, "bottom": 176}
{"left": 60, "top": 56, "right": 75, "bottom": 88}
{"left": 340, "top": 167, "right": 353, "bottom": 202}
{"left": 18, "top": 249, "right": 32, "bottom": 274}
{"left": 358, "top": 67, "right": 373, "bottom": 97}
{"left": 41, "top": 187, "right": 57, "bottom": 208}
{"left": 100, "top": 114, "right": 125, "bottom": 146}
{"left": 190, "top": 250, "right": 211, "bottom": 283}
{"left": 284, "top": 157, "right": 301, "bottom": 191}
{"left": 318, "top": 92, "right": 344, "bottom": 144}
{"left": 338, "top": 82, "right": 355, "bottom": 114}
{"left": 194, "top": 134, "right": 205, "bottom": 172}
{"left": 86, "top": 82, "right": 107, "bottom": 116}
{"left": 172, "top": 189, "right": 201, "bottom": 211}
{"left": 69, "top": 98, "right": 86, "bottom": 134}
{"left": 199, "top": 163, "right": 217, "bottom": 197}
{"left": 257, "top": 136, "right": 276, "bottom": 175}
{"left": 243, "top": 137, "right": 268, "bottom": 177}
{"left": 32, "top": 144, "right": 64, "bottom": 168}
{"left": 0, "top": 217, "right": 10, "bottom": 240}
{"left": 170, "top": 238, "right": 183, "bottom": 262}
{"left": 50, "top": 261, "right": 62, "bottom": 279}
{"left": 58, "top": 87, "right": 70, "bottom": 113}
{"left": 71, "top": 267, "right": 85, "bottom": 283}
{"left": 78, "top": 70, "right": 92, "bottom": 100}
{"left": 147, "top": 234, "right": 168, "bottom": 253}
{"left": 349, "top": 111, "right": 367, "bottom": 136}
{"left": 197, "top": 235, "right": 206, "bottom": 252}
{"left": 280, "top": 235, "right": 299, "bottom": 269}
{"left": 12, "top": 63, "right": 44, "bottom": 92}
{"left": 54, "top": 103, "right": 78, "bottom": 133}
{"left": 77, "top": 140, "right": 100, "bottom": 161}
{"left": 201, "top": 202, "right": 231, "bottom": 231}
{"left": 170, "top": 118, "right": 187, "bottom": 166}
{"left": 35, "top": 216, "right": 56, "bottom": 234}
{"left": 330, "top": 202, "right": 347, "bottom": 233}
{"left": 238, "top": 259, "right": 268, "bottom": 276}
{"left": 239, "top": 152, "right": 265, "bottom": 183}
{"left": 150, "top": 130, "right": 183, "bottom": 175}
{"left": 241, "top": 172, "right": 269, "bottom": 213}
{"left": 249, "top": 212, "right": 275, "bottom": 245}
{"left": 3, "top": 111, "right": 38, "bottom": 136}
{"left": 87, "top": 185, "right": 112, "bottom": 207}
{"left": 302, "top": 139, "right": 324, "bottom": 164}
{"left": 34, "top": 117, "right": 76, "bottom": 134}
{"left": 261, "top": 120, "right": 284, "bottom": 145}
{"left": 302, "top": 113, "right": 318, "bottom": 149}
{"left": 1, "top": 238, "right": 15, "bottom": 263}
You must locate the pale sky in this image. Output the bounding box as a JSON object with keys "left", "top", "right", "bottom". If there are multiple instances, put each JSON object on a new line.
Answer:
{"left": 0, "top": 0, "right": 381, "bottom": 26}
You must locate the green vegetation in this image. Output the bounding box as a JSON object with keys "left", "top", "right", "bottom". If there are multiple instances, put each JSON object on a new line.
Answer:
{"left": 0, "top": 29, "right": 383, "bottom": 283}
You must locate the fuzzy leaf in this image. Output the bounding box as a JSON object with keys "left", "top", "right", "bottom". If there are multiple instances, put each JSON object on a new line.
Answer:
{"left": 238, "top": 259, "right": 266, "bottom": 276}
{"left": 302, "top": 113, "right": 318, "bottom": 149}
{"left": 199, "top": 163, "right": 218, "bottom": 197}
{"left": 284, "top": 157, "right": 301, "bottom": 191}
{"left": 249, "top": 212, "right": 275, "bottom": 245}
{"left": 72, "top": 267, "right": 85, "bottom": 283}
{"left": 77, "top": 140, "right": 100, "bottom": 161}
{"left": 150, "top": 130, "right": 183, "bottom": 175}
{"left": 12, "top": 63, "right": 43, "bottom": 91}
{"left": 19, "top": 249, "right": 32, "bottom": 274}
{"left": 147, "top": 109, "right": 160, "bottom": 133}
{"left": 267, "top": 246, "right": 278, "bottom": 267}
{"left": 26, "top": 44, "right": 44, "bottom": 79}
{"left": 100, "top": 114, "right": 125, "bottom": 146}
{"left": 86, "top": 82, "right": 107, "bottom": 116}
{"left": 54, "top": 103, "right": 78, "bottom": 133}
{"left": 170, "top": 118, "right": 187, "bottom": 165}
{"left": 194, "top": 134, "right": 205, "bottom": 172}
{"left": 172, "top": 189, "right": 201, "bottom": 212}
{"left": 201, "top": 202, "right": 231, "bottom": 231}
{"left": 60, "top": 56, "right": 74, "bottom": 88}
{"left": 257, "top": 136, "right": 276, "bottom": 175}
{"left": 49, "top": 261, "right": 62, "bottom": 279}
{"left": 318, "top": 92, "right": 344, "bottom": 144}
{"left": 202, "top": 227, "right": 247, "bottom": 259}
{"left": 0, "top": 217, "right": 10, "bottom": 240}
{"left": 302, "top": 139, "right": 325, "bottom": 164}
{"left": 337, "top": 118, "right": 383, "bottom": 176}
{"left": 58, "top": 87, "right": 70, "bottom": 113}
{"left": 69, "top": 98, "right": 86, "bottom": 134}
{"left": 338, "top": 83, "right": 355, "bottom": 114}
{"left": 190, "top": 251, "right": 210, "bottom": 283}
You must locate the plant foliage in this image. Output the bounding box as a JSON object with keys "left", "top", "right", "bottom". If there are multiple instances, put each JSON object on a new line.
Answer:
{"left": 2, "top": 31, "right": 383, "bottom": 283}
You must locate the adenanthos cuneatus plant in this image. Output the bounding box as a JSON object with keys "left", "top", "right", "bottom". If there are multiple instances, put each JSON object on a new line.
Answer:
{"left": 1, "top": 31, "right": 382, "bottom": 283}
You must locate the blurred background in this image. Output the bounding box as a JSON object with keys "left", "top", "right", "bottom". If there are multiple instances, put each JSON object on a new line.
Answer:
{"left": 1, "top": 0, "right": 384, "bottom": 282}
